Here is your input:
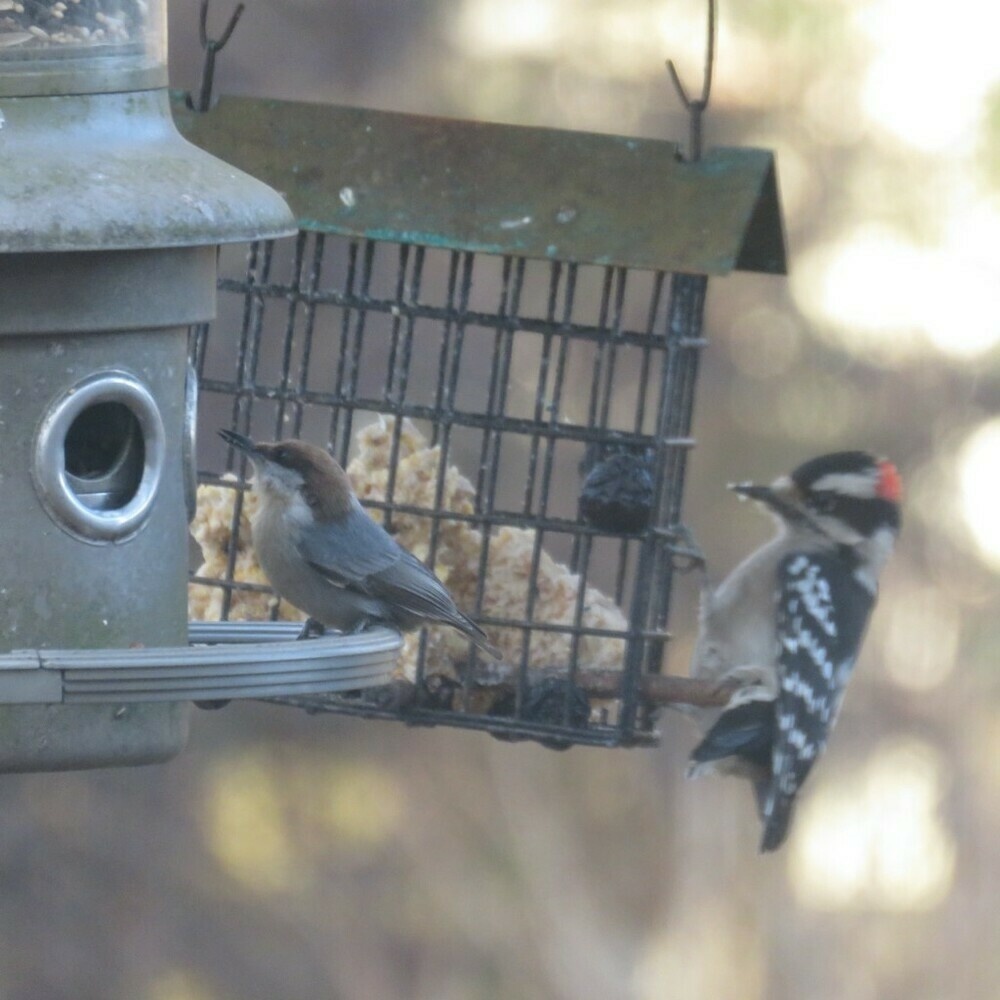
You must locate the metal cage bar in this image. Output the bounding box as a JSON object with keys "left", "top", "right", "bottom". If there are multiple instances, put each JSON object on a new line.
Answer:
{"left": 191, "top": 232, "right": 709, "bottom": 748}
{"left": 172, "top": 89, "right": 786, "bottom": 750}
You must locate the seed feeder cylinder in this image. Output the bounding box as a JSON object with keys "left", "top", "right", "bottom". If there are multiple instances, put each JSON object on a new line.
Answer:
{"left": 0, "top": 0, "right": 298, "bottom": 770}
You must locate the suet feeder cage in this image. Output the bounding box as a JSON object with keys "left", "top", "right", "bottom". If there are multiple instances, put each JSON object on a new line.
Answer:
{"left": 175, "top": 86, "right": 786, "bottom": 749}
{"left": 0, "top": 0, "right": 401, "bottom": 773}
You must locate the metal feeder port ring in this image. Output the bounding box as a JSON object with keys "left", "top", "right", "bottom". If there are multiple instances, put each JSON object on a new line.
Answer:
{"left": 33, "top": 371, "right": 166, "bottom": 543}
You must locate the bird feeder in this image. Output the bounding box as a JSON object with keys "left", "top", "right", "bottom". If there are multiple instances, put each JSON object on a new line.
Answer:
{"left": 0, "top": 0, "right": 406, "bottom": 771}
{"left": 174, "top": 92, "right": 786, "bottom": 749}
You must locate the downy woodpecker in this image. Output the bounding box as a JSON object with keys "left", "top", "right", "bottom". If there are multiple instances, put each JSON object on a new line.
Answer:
{"left": 688, "top": 450, "right": 902, "bottom": 852}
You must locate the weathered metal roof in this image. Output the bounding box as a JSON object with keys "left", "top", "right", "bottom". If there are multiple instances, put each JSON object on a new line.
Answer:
{"left": 171, "top": 94, "right": 786, "bottom": 276}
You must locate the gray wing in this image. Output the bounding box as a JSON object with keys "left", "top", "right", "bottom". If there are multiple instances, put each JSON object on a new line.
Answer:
{"left": 366, "top": 548, "right": 474, "bottom": 623}
{"left": 366, "top": 550, "right": 499, "bottom": 656}
{"left": 298, "top": 507, "right": 468, "bottom": 622}
{"left": 299, "top": 503, "right": 498, "bottom": 656}
{"left": 297, "top": 506, "right": 404, "bottom": 590}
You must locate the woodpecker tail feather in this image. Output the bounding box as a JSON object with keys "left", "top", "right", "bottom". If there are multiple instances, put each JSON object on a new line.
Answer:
{"left": 759, "top": 789, "right": 795, "bottom": 853}
{"left": 689, "top": 699, "right": 774, "bottom": 771}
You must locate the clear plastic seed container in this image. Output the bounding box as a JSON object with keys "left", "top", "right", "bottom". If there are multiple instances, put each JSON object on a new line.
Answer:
{"left": 0, "top": 0, "right": 166, "bottom": 96}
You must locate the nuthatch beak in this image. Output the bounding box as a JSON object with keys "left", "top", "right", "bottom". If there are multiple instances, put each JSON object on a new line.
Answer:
{"left": 219, "top": 428, "right": 259, "bottom": 457}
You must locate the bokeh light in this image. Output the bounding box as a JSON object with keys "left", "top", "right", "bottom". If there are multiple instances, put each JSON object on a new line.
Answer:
{"left": 147, "top": 971, "right": 217, "bottom": 1000}
{"left": 633, "top": 905, "right": 766, "bottom": 1000}
{"left": 958, "top": 418, "right": 1000, "bottom": 570}
{"left": 921, "top": 247, "right": 1000, "bottom": 358}
{"left": 880, "top": 581, "right": 960, "bottom": 690}
{"left": 792, "top": 226, "right": 926, "bottom": 360}
{"left": 856, "top": 0, "right": 1000, "bottom": 152}
{"left": 453, "top": 0, "right": 716, "bottom": 79}
{"left": 792, "top": 225, "right": 1000, "bottom": 360}
{"left": 203, "top": 752, "right": 298, "bottom": 893}
{"left": 202, "top": 752, "right": 404, "bottom": 893}
{"left": 453, "top": 0, "right": 560, "bottom": 60}
{"left": 802, "top": 71, "right": 868, "bottom": 147}
{"left": 790, "top": 740, "right": 956, "bottom": 911}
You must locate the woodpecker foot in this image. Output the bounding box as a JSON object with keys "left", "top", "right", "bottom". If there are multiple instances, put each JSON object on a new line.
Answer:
{"left": 666, "top": 523, "right": 706, "bottom": 572}
{"left": 718, "top": 663, "right": 779, "bottom": 706}
{"left": 296, "top": 618, "right": 327, "bottom": 641}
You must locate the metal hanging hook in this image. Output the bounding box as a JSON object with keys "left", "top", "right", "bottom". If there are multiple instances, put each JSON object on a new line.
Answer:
{"left": 665, "top": 0, "right": 716, "bottom": 161}
{"left": 189, "top": 0, "right": 246, "bottom": 113}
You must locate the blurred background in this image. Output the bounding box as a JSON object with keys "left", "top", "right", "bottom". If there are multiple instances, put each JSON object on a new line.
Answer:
{"left": 3, "top": 1, "right": 998, "bottom": 997}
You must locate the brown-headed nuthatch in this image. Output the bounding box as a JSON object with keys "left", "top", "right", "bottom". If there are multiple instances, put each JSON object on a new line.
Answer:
{"left": 218, "top": 429, "right": 500, "bottom": 659}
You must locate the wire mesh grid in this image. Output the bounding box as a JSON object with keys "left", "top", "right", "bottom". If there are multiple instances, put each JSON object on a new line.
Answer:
{"left": 190, "top": 231, "right": 706, "bottom": 748}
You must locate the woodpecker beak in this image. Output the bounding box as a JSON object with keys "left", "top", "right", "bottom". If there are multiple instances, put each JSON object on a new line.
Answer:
{"left": 728, "top": 476, "right": 804, "bottom": 522}
{"left": 728, "top": 482, "right": 776, "bottom": 503}
{"left": 218, "top": 428, "right": 260, "bottom": 457}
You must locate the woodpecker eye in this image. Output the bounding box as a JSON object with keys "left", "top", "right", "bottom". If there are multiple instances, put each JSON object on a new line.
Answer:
{"left": 810, "top": 492, "right": 838, "bottom": 514}
{"left": 273, "top": 446, "right": 287, "bottom": 463}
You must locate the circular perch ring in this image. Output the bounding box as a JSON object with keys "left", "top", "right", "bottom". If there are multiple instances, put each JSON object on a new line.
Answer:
{"left": 0, "top": 622, "right": 402, "bottom": 704}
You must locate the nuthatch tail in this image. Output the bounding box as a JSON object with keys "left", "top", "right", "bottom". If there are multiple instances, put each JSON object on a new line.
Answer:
{"left": 218, "top": 429, "right": 501, "bottom": 660}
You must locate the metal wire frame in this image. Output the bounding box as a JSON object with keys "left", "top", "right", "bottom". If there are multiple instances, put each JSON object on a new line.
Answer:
{"left": 190, "top": 232, "right": 707, "bottom": 748}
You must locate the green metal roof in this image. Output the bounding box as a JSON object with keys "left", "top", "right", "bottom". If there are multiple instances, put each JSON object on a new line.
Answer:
{"left": 172, "top": 94, "right": 786, "bottom": 276}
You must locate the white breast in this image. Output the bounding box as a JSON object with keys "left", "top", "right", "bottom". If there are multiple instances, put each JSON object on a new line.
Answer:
{"left": 250, "top": 496, "right": 326, "bottom": 616}
{"left": 691, "top": 534, "right": 792, "bottom": 683}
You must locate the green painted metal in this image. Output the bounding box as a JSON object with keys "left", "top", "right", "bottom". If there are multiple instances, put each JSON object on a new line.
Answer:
{"left": 0, "top": 28, "right": 301, "bottom": 770}
{"left": 0, "top": 89, "right": 296, "bottom": 253}
{"left": 171, "top": 93, "right": 786, "bottom": 276}
{"left": 0, "top": 319, "right": 192, "bottom": 770}
{"left": 0, "top": 703, "right": 189, "bottom": 773}
{"left": 0, "top": 248, "right": 217, "bottom": 334}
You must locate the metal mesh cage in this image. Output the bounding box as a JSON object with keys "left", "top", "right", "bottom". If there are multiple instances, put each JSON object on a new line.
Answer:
{"left": 179, "top": 96, "right": 784, "bottom": 749}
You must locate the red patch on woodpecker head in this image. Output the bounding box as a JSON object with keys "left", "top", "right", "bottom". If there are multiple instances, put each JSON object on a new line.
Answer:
{"left": 876, "top": 460, "right": 902, "bottom": 503}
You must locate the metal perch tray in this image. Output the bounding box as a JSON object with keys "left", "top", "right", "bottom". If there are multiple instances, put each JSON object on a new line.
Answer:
{"left": 0, "top": 622, "right": 401, "bottom": 704}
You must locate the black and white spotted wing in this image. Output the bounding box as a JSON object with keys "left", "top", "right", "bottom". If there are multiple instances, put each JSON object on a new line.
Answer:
{"left": 759, "top": 550, "right": 876, "bottom": 852}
